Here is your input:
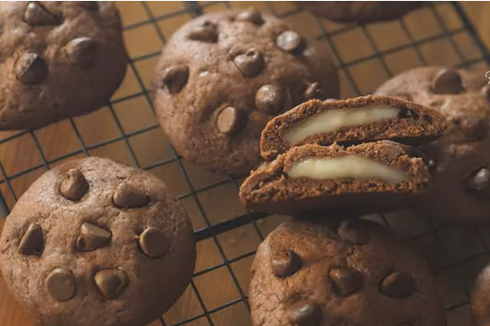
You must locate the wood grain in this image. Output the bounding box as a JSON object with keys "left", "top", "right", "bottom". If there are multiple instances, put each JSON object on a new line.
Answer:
{"left": 0, "top": 2, "right": 489, "bottom": 326}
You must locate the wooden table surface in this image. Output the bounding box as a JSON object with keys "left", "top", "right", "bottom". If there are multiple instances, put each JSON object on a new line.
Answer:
{"left": 0, "top": 2, "right": 489, "bottom": 326}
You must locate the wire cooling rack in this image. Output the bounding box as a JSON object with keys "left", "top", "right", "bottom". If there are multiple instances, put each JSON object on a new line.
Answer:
{"left": 1, "top": 2, "right": 490, "bottom": 326}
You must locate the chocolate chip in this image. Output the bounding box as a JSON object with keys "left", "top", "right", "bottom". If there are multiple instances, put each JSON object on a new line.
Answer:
{"left": 138, "top": 227, "right": 169, "bottom": 258}
{"left": 59, "top": 169, "right": 89, "bottom": 201}
{"left": 94, "top": 269, "right": 129, "bottom": 299}
{"left": 236, "top": 7, "right": 264, "bottom": 25}
{"left": 46, "top": 268, "right": 76, "bottom": 301}
{"left": 460, "top": 117, "right": 488, "bottom": 140}
{"left": 76, "top": 222, "right": 111, "bottom": 252}
{"left": 329, "top": 267, "right": 364, "bottom": 297}
{"left": 161, "top": 65, "right": 189, "bottom": 94}
{"left": 188, "top": 21, "right": 218, "bottom": 43}
{"left": 18, "top": 224, "right": 44, "bottom": 256}
{"left": 23, "top": 2, "right": 58, "bottom": 25}
{"left": 337, "top": 220, "right": 369, "bottom": 245}
{"left": 304, "top": 82, "right": 323, "bottom": 100}
{"left": 233, "top": 49, "right": 264, "bottom": 78}
{"left": 64, "top": 37, "right": 99, "bottom": 69}
{"left": 255, "top": 84, "right": 290, "bottom": 115}
{"left": 467, "top": 168, "right": 490, "bottom": 196}
{"left": 431, "top": 68, "right": 463, "bottom": 94}
{"left": 216, "top": 106, "right": 247, "bottom": 135}
{"left": 113, "top": 182, "right": 149, "bottom": 208}
{"left": 15, "top": 52, "right": 48, "bottom": 85}
{"left": 276, "top": 31, "right": 304, "bottom": 53}
{"left": 287, "top": 300, "right": 322, "bottom": 326}
{"left": 380, "top": 272, "right": 415, "bottom": 299}
{"left": 271, "top": 249, "right": 302, "bottom": 278}
{"left": 428, "top": 158, "right": 437, "bottom": 170}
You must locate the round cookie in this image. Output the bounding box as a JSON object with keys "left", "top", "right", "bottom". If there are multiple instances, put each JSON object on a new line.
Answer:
{"left": 0, "top": 157, "right": 196, "bottom": 326}
{"left": 471, "top": 263, "right": 490, "bottom": 326}
{"left": 249, "top": 218, "right": 446, "bottom": 326}
{"left": 296, "top": 2, "right": 423, "bottom": 24}
{"left": 0, "top": 2, "right": 127, "bottom": 130}
{"left": 375, "top": 66, "right": 490, "bottom": 224}
{"left": 152, "top": 8, "right": 339, "bottom": 176}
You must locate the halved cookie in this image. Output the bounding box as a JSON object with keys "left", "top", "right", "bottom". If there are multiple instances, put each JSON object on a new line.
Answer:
{"left": 260, "top": 95, "right": 447, "bottom": 160}
{"left": 240, "top": 141, "right": 429, "bottom": 217}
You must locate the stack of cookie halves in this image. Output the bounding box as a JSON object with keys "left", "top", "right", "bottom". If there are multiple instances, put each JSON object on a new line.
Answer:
{"left": 239, "top": 95, "right": 450, "bottom": 326}
{"left": 240, "top": 94, "right": 447, "bottom": 217}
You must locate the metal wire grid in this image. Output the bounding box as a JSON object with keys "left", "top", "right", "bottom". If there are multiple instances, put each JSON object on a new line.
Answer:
{"left": 0, "top": 1, "right": 489, "bottom": 326}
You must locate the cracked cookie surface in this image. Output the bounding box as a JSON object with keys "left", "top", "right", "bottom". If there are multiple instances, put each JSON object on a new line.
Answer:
{"left": 249, "top": 218, "right": 445, "bottom": 326}
{"left": 0, "top": 157, "right": 196, "bottom": 326}
{"left": 152, "top": 8, "right": 339, "bottom": 176}
{"left": 0, "top": 1, "right": 127, "bottom": 130}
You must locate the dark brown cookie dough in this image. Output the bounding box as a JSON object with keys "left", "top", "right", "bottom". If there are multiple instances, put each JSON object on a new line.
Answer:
{"left": 0, "top": 157, "right": 196, "bottom": 326}
{"left": 375, "top": 66, "right": 490, "bottom": 224}
{"left": 152, "top": 8, "right": 339, "bottom": 176}
{"left": 0, "top": 2, "right": 127, "bottom": 130}
{"left": 296, "top": 1, "right": 423, "bottom": 23}
{"left": 249, "top": 218, "right": 446, "bottom": 326}
{"left": 240, "top": 141, "right": 430, "bottom": 217}
{"left": 261, "top": 95, "right": 447, "bottom": 161}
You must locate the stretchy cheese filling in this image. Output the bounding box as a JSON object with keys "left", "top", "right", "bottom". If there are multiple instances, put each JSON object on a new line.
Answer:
{"left": 286, "top": 155, "right": 407, "bottom": 183}
{"left": 283, "top": 105, "right": 399, "bottom": 144}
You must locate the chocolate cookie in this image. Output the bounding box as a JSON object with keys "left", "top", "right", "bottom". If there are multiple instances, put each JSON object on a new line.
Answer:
{"left": 471, "top": 263, "right": 490, "bottom": 326}
{"left": 296, "top": 1, "right": 423, "bottom": 23}
{"left": 0, "top": 2, "right": 127, "bottom": 130}
{"left": 0, "top": 157, "right": 196, "bottom": 326}
{"left": 261, "top": 95, "right": 447, "bottom": 161}
{"left": 375, "top": 66, "right": 490, "bottom": 224}
{"left": 152, "top": 8, "right": 339, "bottom": 176}
{"left": 240, "top": 141, "right": 430, "bottom": 217}
{"left": 249, "top": 218, "right": 446, "bottom": 326}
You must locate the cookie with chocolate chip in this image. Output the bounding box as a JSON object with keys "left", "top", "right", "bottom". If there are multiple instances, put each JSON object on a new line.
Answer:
{"left": 249, "top": 218, "right": 446, "bottom": 326}
{"left": 375, "top": 66, "right": 490, "bottom": 224}
{"left": 152, "top": 8, "right": 339, "bottom": 176}
{"left": 0, "top": 157, "right": 196, "bottom": 326}
{"left": 261, "top": 95, "right": 447, "bottom": 161}
{"left": 240, "top": 141, "right": 430, "bottom": 217}
{"left": 0, "top": 2, "right": 127, "bottom": 130}
{"left": 296, "top": 1, "right": 423, "bottom": 23}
